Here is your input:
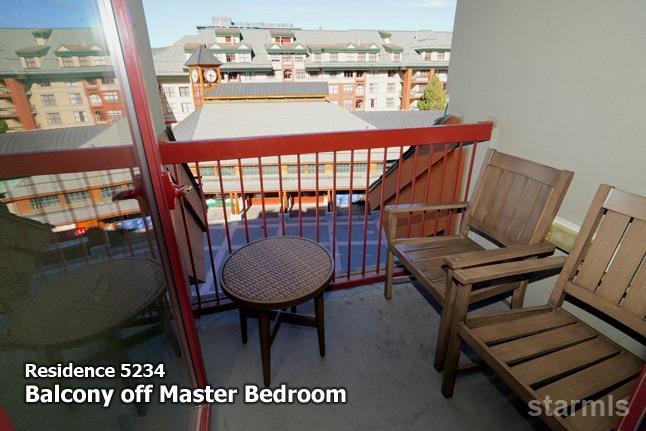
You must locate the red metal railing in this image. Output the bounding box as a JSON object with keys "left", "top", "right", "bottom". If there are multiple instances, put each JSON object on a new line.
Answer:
{"left": 159, "top": 122, "right": 492, "bottom": 312}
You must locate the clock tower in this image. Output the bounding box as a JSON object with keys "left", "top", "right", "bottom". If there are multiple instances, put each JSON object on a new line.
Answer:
{"left": 184, "top": 44, "right": 222, "bottom": 109}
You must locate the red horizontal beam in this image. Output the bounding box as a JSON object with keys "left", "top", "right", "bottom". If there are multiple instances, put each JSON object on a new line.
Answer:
{"left": 159, "top": 122, "right": 493, "bottom": 163}
{"left": 0, "top": 145, "right": 135, "bottom": 179}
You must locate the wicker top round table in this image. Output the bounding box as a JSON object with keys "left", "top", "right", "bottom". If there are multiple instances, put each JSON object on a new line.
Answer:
{"left": 221, "top": 237, "right": 334, "bottom": 386}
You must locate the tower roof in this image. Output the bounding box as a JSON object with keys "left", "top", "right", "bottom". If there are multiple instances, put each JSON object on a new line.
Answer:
{"left": 184, "top": 44, "right": 222, "bottom": 66}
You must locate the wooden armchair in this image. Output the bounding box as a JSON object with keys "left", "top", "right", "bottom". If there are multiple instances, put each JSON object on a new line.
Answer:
{"left": 441, "top": 185, "right": 645, "bottom": 431}
{"left": 384, "top": 149, "right": 573, "bottom": 370}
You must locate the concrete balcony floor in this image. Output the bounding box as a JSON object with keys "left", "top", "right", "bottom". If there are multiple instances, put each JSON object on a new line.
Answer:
{"left": 198, "top": 282, "right": 546, "bottom": 430}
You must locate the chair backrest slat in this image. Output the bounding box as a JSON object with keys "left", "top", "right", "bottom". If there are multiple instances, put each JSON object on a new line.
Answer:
{"left": 551, "top": 186, "right": 646, "bottom": 336}
{"left": 466, "top": 150, "right": 573, "bottom": 247}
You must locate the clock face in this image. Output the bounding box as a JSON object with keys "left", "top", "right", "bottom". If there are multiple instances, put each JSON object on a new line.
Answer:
{"left": 204, "top": 68, "right": 218, "bottom": 83}
{"left": 191, "top": 69, "right": 199, "bottom": 83}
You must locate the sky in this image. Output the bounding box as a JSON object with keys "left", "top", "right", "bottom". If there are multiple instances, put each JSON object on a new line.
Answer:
{"left": 0, "top": 0, "right": 457, "bottom": 47}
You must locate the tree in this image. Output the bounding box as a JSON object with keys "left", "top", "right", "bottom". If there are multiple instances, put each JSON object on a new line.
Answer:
{"left": 0, "top": 119, "right": 7, "bottom": 134}
{"left": 417, "top": 75, "right": 448, "bottom": 111}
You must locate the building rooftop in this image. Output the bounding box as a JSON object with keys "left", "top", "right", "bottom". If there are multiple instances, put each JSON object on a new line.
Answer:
{"left": 153, "top": 28, "right": 452, "bottom": 77}
{"left": 203, "top": 81, "right": 328, "bottom": 99}
{"left": 172, "top": 101, "right": 375, "bottom": 140}
{"left": 352, "top": 110, "right": 446, "bottom": 129}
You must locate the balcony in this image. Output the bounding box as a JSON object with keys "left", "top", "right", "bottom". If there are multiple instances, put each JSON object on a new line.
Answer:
{"left": 0, "top": 107, "right": 18, "bottom": 118}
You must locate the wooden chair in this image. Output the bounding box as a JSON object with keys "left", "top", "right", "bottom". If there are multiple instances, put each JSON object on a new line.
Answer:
{"left": 384, "top": 149, "right": 573, "bottom": 370}
{"left": 441, "top": 185, "right": 646, "bottom": 431}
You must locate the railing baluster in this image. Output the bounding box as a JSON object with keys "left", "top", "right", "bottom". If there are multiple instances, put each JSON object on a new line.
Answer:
{"left": 237, "top": 158, "right": 249, "bottom": 243}
{"left": 395, "top": 145, "right": 404, "bottom": 205}
{"left": 375, "top": 147, "right": 388, "bottom": 274}
{"left": 277, "top": 155, "right": 285, "bottom": 236}
{"left": 216, "top": 160, "right": 232, "bottom": 253}
{"left": 464, "top": 142, "right": 478, "bottom": 201}
{"left": 448, "top": 142, "right": 465, "bottom": 235}
{"left": 315, "top": 152, "right": 320, "bottom": 243}
{"left": 406, "top": 144, "right": 420, "bottom": 237}
{"left": 81, "top": 171, "right": 112, "bottom": 260}
{"left": 420, "top": 143, "right": 435, "bottom": 237}
{"left": 346, "top": 150, "right": 355, "bottom": 279}
{"left": 173, "top": 164, "right": 202, "bottom": 311}
{"left": 361, "top": 148, "right": 371, "bottom": 277}
{"left": 332, "top": 150, "right": 337, "bottom": 281}
{"left": 434, "top": 143, "right": 450, "bottom": 236}
{"left": 297, "top": 153, "right": 303, "bottom": 237}
{"left": 55, "top": 174, "right": 91, "bottom": 265}
{"left": 195, "top": 162, "right": 220, "bottom": 304}
{"left": 257, "top": 157, "right": 268, "bottom": 238}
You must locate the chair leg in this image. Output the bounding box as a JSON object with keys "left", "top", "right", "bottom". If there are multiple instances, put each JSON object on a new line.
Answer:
{"left": 258, "top": 311, "right": 271, "bottom": 387}
{"left": 434, "top": 271, "right": 457, "bottom": 372}
{"left": 240, "top": 308, "right": 248, "bottom": 344}
{"left": 441, "top": 282, "right": 472, "bottom": 398}
{"left": 314, "top": 294, "right": 325, "bottom": 357}
{"left": 511, "top": 281, "right": 528, "bottom": 308}
{"left": 385, "top": 247, "right": 395, "bottom": 300}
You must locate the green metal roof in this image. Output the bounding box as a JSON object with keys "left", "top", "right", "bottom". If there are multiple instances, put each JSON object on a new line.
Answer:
{"left": 270, "top": 30, "right": 295, "bottom": 37}
{"left": 15, "top": 46, "right": 50, "bottom": 58}
{"left": 31, "top": 29, "right": 53, "bottom": 39}
{"left": 214, "top": 28, "right": 241, "bottom": 36}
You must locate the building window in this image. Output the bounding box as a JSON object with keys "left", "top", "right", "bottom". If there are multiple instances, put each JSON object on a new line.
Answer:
{"left": 46, "top": 112, "right": 61, "bottom": 124}
{"left": 85, "top": 79, "right": 97, "bottom": 86}
{"left": 355, "top": 99, "right": 363, "bottom": 110}
{"left": 179, "top": 86, "right": 190, "bottom": 97}
{"left": 368, "top": 53, "right": 377, "bottom": 62}
{"left": 356, "top": 85, "right": 364, "bottom": 96}
{"left": 336, "top": 163, "right": 350, "bottom": 173}
{"left": 107, "top": 110, "right": 123, "bottom": 121}
{"left": 62, "top": 57, "right": 75, "bottom": 67}
{"left": 386, "top": 98, "right": 395, "bottom": 108}
{"left": 100, "top": 185, "right": 123, "bottom": 199}
{"left": 65, "top": 190, "right": 90, "bottom": 204}
{"left": 163, "top": 87, "right": 175, "bottom": 97}
{"left": 329, "top": 85, "right": 338, "bottom": 95}
{"left": 387, "top": 83, "right": 396, "bottom": 93}
{"left": 281, "top": 55, "right": 291, "bottom": 63}
{"left": 354, "top": 163, "right": 367, "bottom": 172}
{"left": 103, "top": 92, "right": 119, "bottom": 102}
{"left": 239, "top": 53, "right": 251, "bottom": 62}
{"left": 369, "top": 83, "right": 378, "bottom": 94}
{"left": 343, "top": 84, "right": 353, "bottom": 94}
{"left": 30, "top": 195, "right": 59, "bottom": 210}
{"left": 74, "top": 111, "right": 89, "bottom": 123}
{"left": 228, "top": 72, "right": 239, "bottom": 81}
{"left": 283, "top": 69, "right": 292, "bottom": 80}
{"left": 221, "top": 166, "right": 236, "bottom": 176}
{"left": 224, "top": 35, "right": 232, "bottom": 43}
{"left": 357, "top": 53, "right": 366, "bottom": 62}
{"left": 94, "top": 56, "right": 107, "bottom": 65}
{"left": 36, "top": 80, "right": 50, "bottom": 87}
{"left": 392, "top": 53, "right": 401, "bottom": 61}
{"left": 436, "top": 52, "right": 445, "bottom": 60}
{"left": 423, "top": 52, "right": 432, "bottom": 60}
{"left": 388, "top": 71, "right": 397, "bottom": 78}
{"left": 271, "top": 54, "right": 279, "bottom": 62}
{"left": 295, "top": 70, "right": 306, "bottom": 79}
{"left": 181, "top": 103, "right": 193, "bottom": 113}
{"left": 370, "top": 99, "right": 376, "bottom": 108}
{"left": 344, "top": 71, "right": 353, "bottom": 78}
{"left": 41, "top": 94, "right": 56, "bottom": 106}
{"left": 94, "top": 111, "right": 105, "bottom": 122}
{"left": 68, "top": 93, "right": 83, "bottom": 105}
{"left": 225, "top": 53, "right": 235, "bottom": 62}
{"left": 262, "top": 165, "right": 279, "bottom": 176}
{"left": 89, "top": 94, "right": 101, "bottom": 105}
{"left": 101, "top": 77, "right": 114, "bottom": 85}
{"left": 314, "top": 53, "right": 321, "bottom": 62}
{"left": 356, "top": 71, "right": 365, "bottom": 78}
{"left": 25, "top": 57, "right": 39, "bottom": 68}
{"left": 329, "top": 53, "right": 338, "bottom": 62}
{"left": 294, "top": 56, "right": 304, "bottom": 63}
{"left": 241, "top": 166, "right": 259, "bottom": 176}
{"left": 199, "top": 167, "right": 216, "bottom": 176}
{"left": 343, "top": 100, "right": 352, "bottom": 110}
{"left": 79, "top": 56, "right": 91, "bottom": 67}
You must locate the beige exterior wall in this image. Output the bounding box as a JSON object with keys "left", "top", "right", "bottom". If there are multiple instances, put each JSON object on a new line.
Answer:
{"left": 448, "top": 0, "right": 646, "bottom": 356}
{"left": 30, "top": 80, "right": 93, "bottom": 129}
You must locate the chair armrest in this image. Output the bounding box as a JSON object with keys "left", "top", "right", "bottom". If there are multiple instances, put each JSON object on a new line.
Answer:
{"left": 452, "top": 255, "right": 567, "bottom": 285}
{"left": 444, "top": 242, "right": 556, "bottom": 270}
{"left": 385, "top": 201, "right": 468, "bottom": 215}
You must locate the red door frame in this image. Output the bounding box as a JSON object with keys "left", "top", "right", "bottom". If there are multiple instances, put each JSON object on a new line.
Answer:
{"left": 106, "top": 0, "right": 210, "bottom": 422}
